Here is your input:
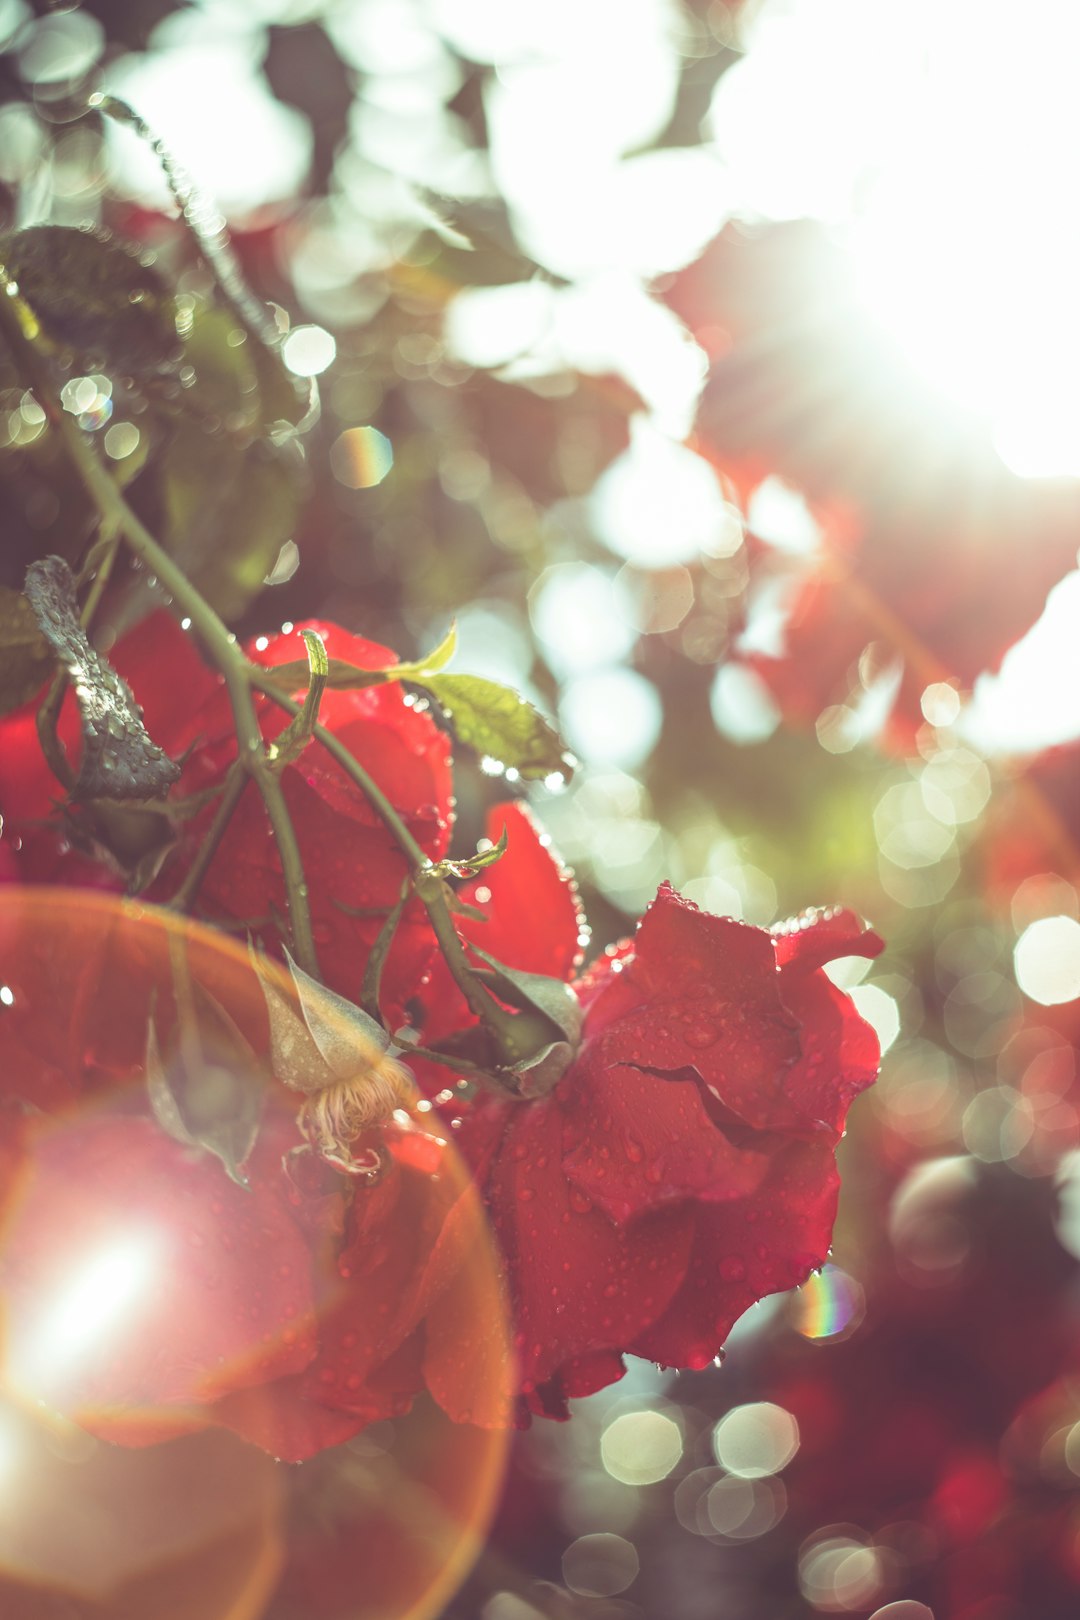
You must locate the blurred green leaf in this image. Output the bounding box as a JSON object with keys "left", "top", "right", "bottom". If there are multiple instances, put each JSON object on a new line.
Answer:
{"left": 153, "top": 304, "right": 308, "bottom": 620}
{"left": 163, "top": 435, "right": 305, "bottom": 623}
{"left": 1, "top": 225, "right": 178, "bottom": 375}
{"left": 0, "top": 583, "right": 52, "bottom": 717}
{"left": 175, "top": 304, "right": 261, "bottom": 434}
{"left": 251, "top": 338, "right": 311, "bottom": 432}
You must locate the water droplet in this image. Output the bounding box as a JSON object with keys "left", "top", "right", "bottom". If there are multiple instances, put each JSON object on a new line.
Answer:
{"left": 685, "top": 1026, "right": 717, "bottom": 1050}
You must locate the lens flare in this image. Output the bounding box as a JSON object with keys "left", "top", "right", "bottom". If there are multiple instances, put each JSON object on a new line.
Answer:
{"left": 791, "top": 1265, "right": 866, "bottom": 1344}
{"left": 0, "top": 889, "right": 510, "bottom": 1620}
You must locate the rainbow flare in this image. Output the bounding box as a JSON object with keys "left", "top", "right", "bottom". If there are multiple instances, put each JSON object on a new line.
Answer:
{"left": 792, "top": 1265, "right": 865, "bottom": 1343}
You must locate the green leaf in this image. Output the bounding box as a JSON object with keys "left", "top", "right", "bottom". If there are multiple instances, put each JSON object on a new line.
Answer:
{"left": 420, "top": 674, "right": 573, "bottom": 781}
{"left": 161, "top": 435, "right": 305, "bottom": 623}
{"left": 1, "top": 224, "right": 179, "bottom": 375}
{"left": 172, "top": 303, "right": 262, "bottom": 435}
{"left": 429, "top": 823, "right": 509, "bottom": 881}
{"left": 24, "top": 555, "right": 180, "bottom": 801}
{"left": 469, "top": 944, "right": 584, "bottom": 1047}
{"left": 261, "top": 622, "right": 458, "bottom": 697}
{"left": 396, "top": 620, "right": 457, "bottom": 678}
{"left": 151, "top": 302, "right": 307, "bottom": 620}
{"left": 0, "top": 416, "right": 100, "bottom": 595}
{"left": 251, "top": 338, "right": 311, "bottom": 432}
{"left": 0, "top": 584, "right": 52, "bottom": 718}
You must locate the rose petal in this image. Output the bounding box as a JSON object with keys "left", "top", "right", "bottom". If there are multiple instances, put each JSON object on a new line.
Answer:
{"left": 772, "top": 907, "right": 884, "bottom": 975}
{"left": 779, "top": 968, "right": 881, "bottom": 1132}
{"left": 591, "top": 885, "right": 805, "bottom": 1131}
{"left": 299, "top": 1131, "right": 464, "bottom": 1418}
{"left": 483, "top": 1096, "right": 695, "bottom": 1394}
{"left": 561, "top": 1054, "right": 771, "bottom": 1225}
{"left": 630, "top": 1137, "right": 841, "bottom": 1368}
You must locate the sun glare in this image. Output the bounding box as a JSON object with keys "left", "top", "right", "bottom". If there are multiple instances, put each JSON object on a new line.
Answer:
{"left": 714, "top": 0, "right": 1080, "bottom": 477}
{"left": 12, "top": 1234, "right": 159, "bottom": 1400}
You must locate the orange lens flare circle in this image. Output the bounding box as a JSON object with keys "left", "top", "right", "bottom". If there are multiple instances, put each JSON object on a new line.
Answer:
{"left": 0, "top": 887, "right": 512, "bottom": 1620}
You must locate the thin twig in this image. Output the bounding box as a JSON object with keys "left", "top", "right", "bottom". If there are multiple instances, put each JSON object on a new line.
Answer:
{"left": 168, "top": 758, "right": 249, "bottom": 913}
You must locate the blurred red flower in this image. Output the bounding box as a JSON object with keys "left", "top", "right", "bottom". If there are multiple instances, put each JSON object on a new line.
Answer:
{"left": 710, "top": 1157, "right": 1080, "bottom": 1619}
{"left": 982, "top": 738, "right": 1080, "bottom": 902}
{"left": 668, "top": 222, "right": 1080, "bottom": 744}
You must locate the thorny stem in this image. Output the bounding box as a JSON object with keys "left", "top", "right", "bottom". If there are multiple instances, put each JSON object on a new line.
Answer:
{"left": 0, "top": 279, "right": 320, "bottom": 978}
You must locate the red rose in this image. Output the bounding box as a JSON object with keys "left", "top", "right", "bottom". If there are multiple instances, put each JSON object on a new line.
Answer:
{"left": 156, "top": 617, "right": 453, "bottom": 1017}
{"left": 0, "top": 611, "right": 453, "bottom": 1016}
{"left": 420, "top": 819, "right": 882, "bottom": 1416}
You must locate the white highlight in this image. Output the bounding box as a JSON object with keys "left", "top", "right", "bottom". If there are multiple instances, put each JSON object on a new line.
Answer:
{"left": 15, "top": 1234, "right": 158, "bottom": 1397}
{"left": 107, "top": 40, "right": 312, "bottom": 213}
{"left": 1014, "top": 916, "right": 1080, "bottom": 1005}
{"left": 710, "top": 0, "right": 1080, "bottom": 476}
{"left": 591, "top": 418, "right": 734, "bottom": 567}
{"left": 282, "top": 324, "right": 336, "bottom": 378}
{"left": 712, "top": 1402, "right": 800, "bottom": 1479}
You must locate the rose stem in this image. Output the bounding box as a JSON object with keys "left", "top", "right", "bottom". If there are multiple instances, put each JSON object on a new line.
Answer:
{"left": 0, "top": 279, "right": 320, "bottom": 978}
{"left": 252, "top": 670, "right": 548, "bottom": 1062}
